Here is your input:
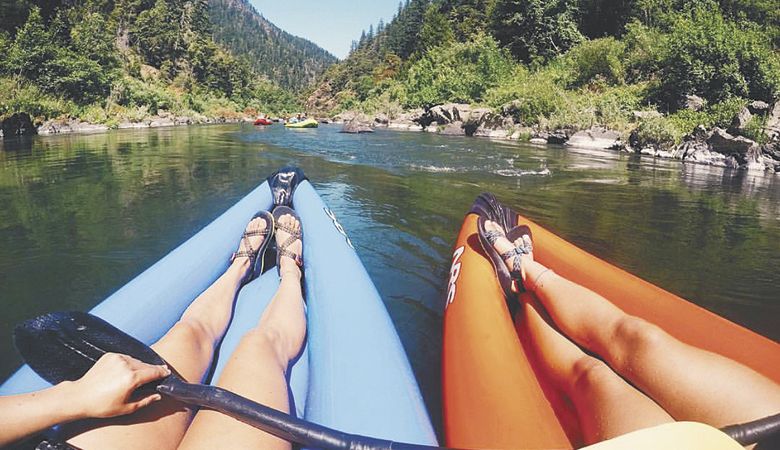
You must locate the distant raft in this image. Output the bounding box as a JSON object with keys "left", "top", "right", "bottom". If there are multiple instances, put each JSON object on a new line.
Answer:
{"left": 1, "top": 172, "right": 437, "bottom": 447}
{"left": 442, "top": 196, "right": 780, "bottom": 449}
{"left": 285, "top": 118, "right": 318, "bottom": 128}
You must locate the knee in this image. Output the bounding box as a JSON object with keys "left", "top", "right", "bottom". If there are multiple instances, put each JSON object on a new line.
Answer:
{"left": 571, "top": 356, "right": 614, "bottom": 392}
{"left": 242, "top": 327, "right": 294, "bottom": 367}
{"left": 610, "top": 316, "right": 666, "bottom": 368}
{"left": 170, "top": 319, "right": 217, "bottom": 357}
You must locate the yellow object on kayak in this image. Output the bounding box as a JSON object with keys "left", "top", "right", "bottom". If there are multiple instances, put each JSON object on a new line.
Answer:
{"left": 582, "top": 422, "right": 742, "bottom": 450}
{"left": 285, "top": 118, "right": 318, "bottom": 128}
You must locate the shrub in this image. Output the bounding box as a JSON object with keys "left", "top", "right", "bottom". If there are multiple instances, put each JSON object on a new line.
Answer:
{"left": 666, "top": 97, "right": 746, "bottom": 135}
{"left": 0, "top": 77, "right": 76, "bottom": 120}
{"left": 631, "top": 116, "right": 681, "bottom": 150}
{"left": 657, "top": 6, "right": 780, "bottom": 108}
{"left": 485, "top": 66, "right": 568, "bottom": 124}
{"left": 402, "top": 34, "right": 513, "bottom": 108}
{"left": 564, "top": 37, "right": 626, "bottom": 86}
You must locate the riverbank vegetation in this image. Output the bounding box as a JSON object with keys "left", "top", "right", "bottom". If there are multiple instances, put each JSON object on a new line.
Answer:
{"left": 309, "top": 0, "right": 780, "bottom": 147}
{"left": 0, "top": 0, "right": 332, "bottom": 129}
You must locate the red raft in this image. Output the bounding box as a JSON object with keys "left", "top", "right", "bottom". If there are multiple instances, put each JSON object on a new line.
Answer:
{"left": 254, "top": 118, "right": 273, "bottom": 126}
{"left": 442, "top": 206, "right": 780, "bottom": 449}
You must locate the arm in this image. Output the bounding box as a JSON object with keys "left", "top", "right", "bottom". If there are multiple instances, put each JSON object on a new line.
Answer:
{"left": 0, "top": 353, "right": 170, "bottom": 447}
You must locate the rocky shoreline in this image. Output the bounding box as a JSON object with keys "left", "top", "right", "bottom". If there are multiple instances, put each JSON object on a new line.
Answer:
{"left": 0, "top": 111, "right": 248, "bottom": 139}
{"left": 332, "top": 101, "right": 780, "bottom": 173}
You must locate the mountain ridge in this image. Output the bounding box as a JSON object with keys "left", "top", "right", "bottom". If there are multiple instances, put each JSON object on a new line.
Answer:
{"left": 209, "top": 0, "right": 337, "bottom": 91}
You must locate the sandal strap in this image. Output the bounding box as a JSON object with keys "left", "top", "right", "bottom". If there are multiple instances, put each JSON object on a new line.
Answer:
{"left": 231, "top": 219, "right": 271, "bottom": 262}
{"left": 277, "top": 247, "right": 303, "bottom": 266}
{"left": 483, "top": 229, "right": 505, "bottom": 245}
{"left": 275, "top": 223, "right": 301, "bottom": 236}
{"left": 276, "top": 230, "right": 303, "bottom": 268}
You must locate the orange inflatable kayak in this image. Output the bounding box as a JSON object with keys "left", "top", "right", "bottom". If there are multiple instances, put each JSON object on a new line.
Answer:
{"left": 442, "top": 200, "right": 780, "bottom": 449}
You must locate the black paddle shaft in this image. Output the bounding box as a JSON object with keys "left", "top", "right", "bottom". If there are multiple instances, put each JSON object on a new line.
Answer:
{"left": 14, "top": 311, "right": 450, "bottom": 450}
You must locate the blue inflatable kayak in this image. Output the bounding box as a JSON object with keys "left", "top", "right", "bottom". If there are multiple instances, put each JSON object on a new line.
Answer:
{"left": 0, "top": 172, "right": 437, "bottom": 446}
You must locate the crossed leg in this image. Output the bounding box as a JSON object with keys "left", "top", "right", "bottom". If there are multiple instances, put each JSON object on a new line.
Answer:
{"left": 179, "top": 211, "right": 306, "bottom": 450}
{"left": 485, "top": 220, "right": 780, "bottom": 443}
{"left": 64, "top": 216, "right": 269, "bottom": 450}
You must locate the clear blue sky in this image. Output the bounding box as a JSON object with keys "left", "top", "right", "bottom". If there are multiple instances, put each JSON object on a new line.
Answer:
{"left": 250, "top": 1, "right": 401, "bottom": 59}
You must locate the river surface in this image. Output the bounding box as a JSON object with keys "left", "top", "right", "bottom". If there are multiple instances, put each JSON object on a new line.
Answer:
{"left": 1, "top": 123, "right": 779, "bottom": 432}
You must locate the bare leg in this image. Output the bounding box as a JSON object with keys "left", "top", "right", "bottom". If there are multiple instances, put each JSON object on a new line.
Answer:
{"left": 486, "top": 220, "right": 780, "bottom": 427}
{"left": 519, "top": 301, "right": 672, "bottom": 443}
{"left": 179, "top": 211, "right": 306, "bottom": 450}
{"left": 65, "top": 216, "right": 269, "bottom": 450}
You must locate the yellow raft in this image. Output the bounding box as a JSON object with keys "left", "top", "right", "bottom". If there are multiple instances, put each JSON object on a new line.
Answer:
{"left": 285, "top": 118, "right": 318, "bottom": 128}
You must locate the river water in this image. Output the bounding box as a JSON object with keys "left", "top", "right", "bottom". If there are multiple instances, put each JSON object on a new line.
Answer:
{"left": 1, "top": 123, "right": 779, "bottom": 431}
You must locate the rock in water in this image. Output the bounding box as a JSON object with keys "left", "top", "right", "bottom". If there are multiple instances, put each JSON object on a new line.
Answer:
{"left": 2, "top": 113, "right": 35, "bottom": 137}
{"left": 340, "top": 119, "right": 373, "bottom": 134}
{"left": 566, "top": 127, "right": 621, "bottom": 150}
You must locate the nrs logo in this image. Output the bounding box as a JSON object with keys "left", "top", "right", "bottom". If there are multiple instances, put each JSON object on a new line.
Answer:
{"left": 445, "top": 246, "right": 465, "bottom": 309}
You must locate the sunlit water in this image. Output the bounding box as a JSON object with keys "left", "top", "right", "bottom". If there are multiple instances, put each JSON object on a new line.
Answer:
{"left": 1, "top": 123, "right": 779, "bottom": 433}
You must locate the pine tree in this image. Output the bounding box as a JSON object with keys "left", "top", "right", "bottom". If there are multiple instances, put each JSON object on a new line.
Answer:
{"left": 490, "top": 0, "right": 583, "bottom": 63}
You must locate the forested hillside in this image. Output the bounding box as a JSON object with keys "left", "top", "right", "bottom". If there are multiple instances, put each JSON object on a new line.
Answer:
{"left": 0, "top": 0, "right": 333, "bottom": 129}
{"left": 309, "top": 0, "right": 780, "bottom": 150}
{"left": 209, "top": 0, "right": 336, "bottom": 91}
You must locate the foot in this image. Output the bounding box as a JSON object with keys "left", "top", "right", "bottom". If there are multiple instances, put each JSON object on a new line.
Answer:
{"left": 484, "top": 220, "right": 534, "bottom": 288}
{"left": 232, "top": 215, "right": 270, "bottom": 277}
{"left": 275, "top": 212, "right": 303, "bottom": 279}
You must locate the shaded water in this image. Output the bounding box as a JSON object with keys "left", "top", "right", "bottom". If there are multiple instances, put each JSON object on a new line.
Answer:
{"left": 1, "top": 123, "right": 779, "bottom": 432}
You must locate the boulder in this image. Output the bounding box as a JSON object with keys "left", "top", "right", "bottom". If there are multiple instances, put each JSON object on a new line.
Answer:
{"left": 38, "top": 119, "right": 73, "bottom": 135}
{"left": 439, "top": 122, "right": 465, "bottom": 136}
{"left": 684, "top": 95, "right": 705, "bottom": 112}
{"left": 420, "top": 103, "right": 471, "bottom": 127}
{"left": 547, "top": 130, "right": 569, "bottom": 144}
{"left": 566, "top": 127, "right": 621, "bottom": 150}
{"left": 471, "top": 112, "right": 513, "bottom": 138}
{"left": 707, "top": 128, "right": 757, "bottom": 156}
{"left": 729, "top": 107, "right": 752, "bottom": 135}
{"left": 632, "top": 110, "right": 663, "bottom": 121}
{"left": 373, "top": 113, "right": 389, "bottom": 126}
{"left": 529, "top": 137, "right": 547, "bottom": 145}
{"left": 765, "top": 102, "right": 780, "bottom": 141}
{"left": 2, "top": 113, "right": 35, "bottom": 137}
{"left": 748, "top": 100, "right": 770, "bottom": 114}
{"left": 340, "top": 118, "right": 373, "bottom": 134}
{"left": 462, "top": 108, "right": 492, "bottom": 136}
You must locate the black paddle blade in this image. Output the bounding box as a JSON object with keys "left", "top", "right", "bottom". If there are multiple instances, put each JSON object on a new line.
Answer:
{"left": 14, "top": 311, "right": 165, "bottom": 385}
{"left": 267, "top": 166, "right": 307, "bottom": 207}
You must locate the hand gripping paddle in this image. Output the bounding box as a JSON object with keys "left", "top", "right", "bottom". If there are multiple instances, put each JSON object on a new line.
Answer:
{"left": 14, "top": 311, "right": 446, "bottom": 450}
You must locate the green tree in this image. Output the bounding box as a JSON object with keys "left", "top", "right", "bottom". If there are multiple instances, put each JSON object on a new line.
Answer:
{"left": 490, "top": 0, "right": 583, "bottom": 64}
{"left": 420, "top": 3, "right": 454, "bottom": 51}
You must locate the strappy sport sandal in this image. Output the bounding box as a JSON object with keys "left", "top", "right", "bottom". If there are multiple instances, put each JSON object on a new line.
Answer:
{"left": 231, "top": 210, "right": 275, "bottom": 285}
{"left": 477, "top": 216, "right": 533, "bottom": 298}
{"left": 272, "top": 205, "right": 303, "bottom": 276}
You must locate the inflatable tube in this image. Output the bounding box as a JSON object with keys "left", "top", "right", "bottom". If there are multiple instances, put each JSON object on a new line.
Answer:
{"left": 1, "top": 176, "right": 436, "bottom": 447}
{"left": 295, "top": 181, "right": 437, "bottom": 445}
{"left": 443, "top": 211, "right": 780, "bottom": 449}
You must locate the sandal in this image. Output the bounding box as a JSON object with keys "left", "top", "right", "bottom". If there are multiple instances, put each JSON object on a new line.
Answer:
{"left": 272, "top": 205, "right": 303, "bottom": 276}
{"left": 477, "top": 216, "right": 534, "bottom": 298}
{"left": 231, "top": 210, "right": 275, "bottom": 285}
